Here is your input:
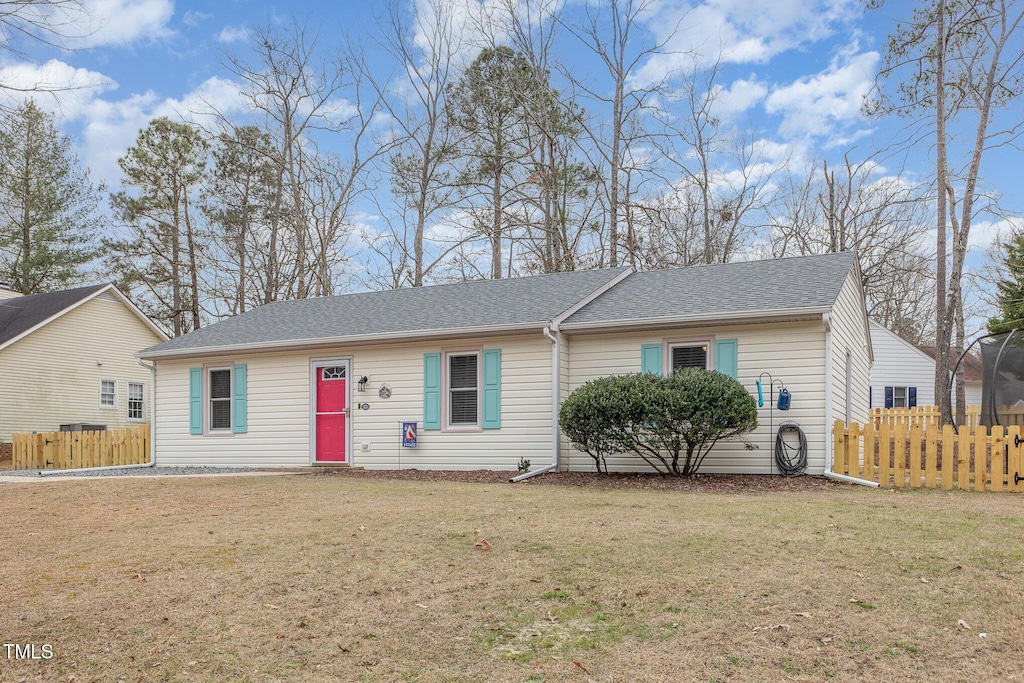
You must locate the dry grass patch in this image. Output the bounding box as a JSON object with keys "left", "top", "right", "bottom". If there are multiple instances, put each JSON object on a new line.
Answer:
{"left": 0, "top": 476, "right": 1023, "bottom": 682}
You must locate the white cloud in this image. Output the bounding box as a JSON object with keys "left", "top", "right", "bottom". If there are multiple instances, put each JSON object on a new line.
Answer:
{"left": 0, "top": 59, "right": 116, "bottom": 118}
{"left": 708, "top": 77, "right": 768, "bottom": 118}
{"left": 183, "top": 10, "right": 212, "bottom": 27}
{"left": 75, "top": 76, "right": 249, "bottom": 189}
{"left": 216, "top": 26, "right": 249, "bottom": 44}
{"left": 634, "top": 0, "right": 860, "bottom": 82}
{"left": 764, "top": 48, "right": 878, "bottom": 142}
{"left": 61, "top": 0, "right": 175, "bottom": 48}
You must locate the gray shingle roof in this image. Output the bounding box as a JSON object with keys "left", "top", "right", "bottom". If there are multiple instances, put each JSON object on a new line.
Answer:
{"left": 139, "top": 267, "right": 631, "bottom": 357}
{"left": 0, "top": 284, "right": 108, "bottom": 348}
{"left": 561, "top": 252, "right": 856, "bottom": 327}
{"left": 138, "top": 252, "right": 858, "bottom": 358}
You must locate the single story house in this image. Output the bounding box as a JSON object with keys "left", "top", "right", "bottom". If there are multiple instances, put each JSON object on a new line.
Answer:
{"left": 0, "top": 283, "right": 168, "bottom": 444}
{"left": 137, "top": 251, "right": 871, "bottom": 475}
{"left": 868, "top": 321, "right": 982, "bottom": 409}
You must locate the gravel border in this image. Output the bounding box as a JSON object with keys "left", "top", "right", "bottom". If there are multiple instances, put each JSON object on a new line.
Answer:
{"left": 0, "top": 466, "right": 259, "bottom": 478}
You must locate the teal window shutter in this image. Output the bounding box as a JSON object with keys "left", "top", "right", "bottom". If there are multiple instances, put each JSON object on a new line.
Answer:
{"left": 423, "top": 353, "right": 441, "bottom": 430}
{"left": 189, "top": 367, "right": 203, "bottom": 435}
{"left": 641, "top": 344, "right": 662, "bottom": 375}
{"left": 715, "top": 338, "right": 738, "bottom": 378}
{"left": 482, "top": 348, "right": 501, "bottom": 429}
{"left": 232, "top": 364, "right": 248, "bottom": 434}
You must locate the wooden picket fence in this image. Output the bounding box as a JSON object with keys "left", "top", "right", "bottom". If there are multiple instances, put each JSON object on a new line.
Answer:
{"left": 871, "top": 405, "right": 981, "bottom": 430}
{"left": 871, "top": 405, "right": 1024, "bottom": 430}
{"left": 11, "top": 426, "right": 150, "bottom": 471}
{"left": 833, "top": 419, "right": 1023, "bottom": 491}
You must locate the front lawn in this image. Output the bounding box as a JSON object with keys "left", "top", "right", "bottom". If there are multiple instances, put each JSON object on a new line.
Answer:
{"left": 0, "top": 475, "right": 1021, "bottom": 681}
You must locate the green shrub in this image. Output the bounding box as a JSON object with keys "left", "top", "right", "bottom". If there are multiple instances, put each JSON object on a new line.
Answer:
{"left": 559, "top": 369, "right": 758, "bottom": 476}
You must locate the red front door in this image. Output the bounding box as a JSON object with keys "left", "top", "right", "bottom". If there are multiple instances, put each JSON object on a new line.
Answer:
{"left": 315, "top": 364, "right": 348, "bottom": 462}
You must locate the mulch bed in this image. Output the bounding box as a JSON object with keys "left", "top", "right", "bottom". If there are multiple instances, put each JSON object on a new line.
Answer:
{"left": 313, "top": 467, "right": 838, "bottom": 493}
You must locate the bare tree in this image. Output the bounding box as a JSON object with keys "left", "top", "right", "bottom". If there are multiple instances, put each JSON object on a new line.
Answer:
{"left": 561, "top": 0, "right": 683, "bottom": 267}
{"left": 501, "top": 0, "right": 603, "bottom": 274}
{"left": 0, "top": 0, "right": 101, "bottom": 102}
{"left": 770, "top": 153, "right": 934, "bottom": 342}
{"left": 365, "top": 0, "right": 466, "bottom": 288}
{"left": 226, "top": 20, "right": 367, "bottom": 301}
{"left": 870, "top": 0, "right": 1024, "bottom": 423}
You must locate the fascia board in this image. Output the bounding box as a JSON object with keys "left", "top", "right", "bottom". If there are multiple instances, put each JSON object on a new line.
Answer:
{"left": 135, "top": 320, "right": 544, "bottom": 360}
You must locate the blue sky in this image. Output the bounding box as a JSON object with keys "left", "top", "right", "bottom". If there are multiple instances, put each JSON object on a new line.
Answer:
{"left": 1, "top": 0, "right": 1021, "bottom": 304}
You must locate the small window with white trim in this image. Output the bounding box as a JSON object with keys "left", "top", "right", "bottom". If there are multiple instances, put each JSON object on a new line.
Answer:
{"left": 128, "top": 382, "right": 145, "bottom": 421}
{"left": 670, "top": 343, "right": 710, "bottom": 372}
{"left": 100, "top": 379, "right": 116, "bottom": 409}
{"left": 208, "top": 367, "right": 233, "bottom": 431}
{"left": 893, "top": 386, "right": 908, "bottom": 408}
{"left": 446, "top": 351, "right": 480, "bottom": 427}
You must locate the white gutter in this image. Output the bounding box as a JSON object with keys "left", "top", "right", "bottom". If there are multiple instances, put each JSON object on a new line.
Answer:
{"left": 511, "top": 325, "right": 562, "bottom": 482}
{"left": 137, "top": 320, "right": 544, "bottom": 361}
{"left": 820, "top": 311, "right": 878, "bottom": 488}
{"left": 38, "top": 360, "right": 157, "bottom": 476}
{"left": 557, "top": 306, "right": 830, "bottom": 332}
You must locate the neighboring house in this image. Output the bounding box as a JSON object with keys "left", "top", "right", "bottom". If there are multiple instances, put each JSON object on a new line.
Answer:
{"left": 0, "top": 283, "right": 168, "bottom": 443}
{"left": 137, "top": 252, "right": 871, "bottom": 475}
{"left": 868, "top": 321, "right": 982, "bottom": 408}
{"left": 917, "top": 344, "right": 983, "bottom": 407}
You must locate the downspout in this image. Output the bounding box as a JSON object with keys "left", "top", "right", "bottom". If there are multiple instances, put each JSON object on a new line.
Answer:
{"left": 820, "top": 311, "right": 878, "bottom": 488}
{"left": 38, "top": 360, "right": 157, "bottom": 476}
{"left": 510, "top": 325, "right": 561, "bottom": 482}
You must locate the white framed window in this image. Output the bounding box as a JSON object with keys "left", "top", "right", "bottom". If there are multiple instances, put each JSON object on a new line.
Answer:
{"left": 445, "top": 350, "right": 480, "bottom": 429}
{"left": 669, "top": 341, "right": 710, "bottom": 372}
{"left": 893, "top": 386, "right": 908, "bottom": 408}
{"left": 207, "top": 366, "right": 233, "bottom": 432}
{"left": 100, "top": 379, "right": 117, "bottom": 409}
{"left": 127, "top": 382, "right": 145, "bottom": 421}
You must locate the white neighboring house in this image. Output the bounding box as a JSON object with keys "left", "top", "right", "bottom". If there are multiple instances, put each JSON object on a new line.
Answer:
{"left": 868, "top": 321, "right": 983, "bottom": 409}
{"left": 0, "top": 283, "right": 168, "bottom": 443}
{"left": 138, "top": 252, "right": 872, "bottom": 476}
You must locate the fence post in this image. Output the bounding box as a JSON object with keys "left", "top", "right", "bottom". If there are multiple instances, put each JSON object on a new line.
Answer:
{"left": 1009, "top": 426, "right": 1022, "bottom": 493}
{"left": 974, "top": 425, "right": 988, "bottom": 492}
{"left": 925, "top": 424, "right": 938, "bottom": 488}
{"left": 909, "top": 423, "right": 922, "bottom": 488}
{"left": 958, "top": 425, "right": 971, "bottom": 491}
{"left": 862, "top": 421, "right": 876, "bottom": 483}
{"left": 893, "top": 423, "right": 906, "bottom": 488}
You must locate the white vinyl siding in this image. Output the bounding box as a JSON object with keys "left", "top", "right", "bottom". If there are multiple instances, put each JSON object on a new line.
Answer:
{"left": 0, "top": 294, "right": 163, "bottom": 442}
{"left": 565, "top": 321, "right": 829, "bottom": 474}
{"left": 868, "top": 322, "right": 936, "bottom": 408}
{"left": 830, "top": 269, "right": 871, "bottom": 428}
{"left": 153, "top": 333, "right": 553, "bottom": 470}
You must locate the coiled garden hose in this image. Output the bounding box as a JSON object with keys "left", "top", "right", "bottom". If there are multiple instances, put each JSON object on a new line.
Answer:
{"left": 775, "top": 422, "right": 807, "bottom": 477}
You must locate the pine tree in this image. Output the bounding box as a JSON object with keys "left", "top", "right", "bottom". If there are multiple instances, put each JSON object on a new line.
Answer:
{"left": 988, "top": 231, "right": 1024, "bottom": 334}
{"left": 0, "top": 99, "right": 99, "bottom": 293}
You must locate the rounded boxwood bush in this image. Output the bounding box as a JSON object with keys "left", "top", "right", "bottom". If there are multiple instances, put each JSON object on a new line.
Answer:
{"left": 559, "top": 369, "right": 758, "bottom": 476}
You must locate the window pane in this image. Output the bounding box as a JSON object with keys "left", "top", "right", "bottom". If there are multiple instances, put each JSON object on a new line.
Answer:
{"left": 449, "top": 354, "right": 477, "bottom": 389}
{"left": 671, "top": 345, "right": 707, "bottom": 371}
{"left": 101, "top": 380, "right": 115, "bottom": 406}
{"left": 211, "top": 399, "right": 231, "bottom": 429}
{"left": 322, "top": 366, "right": 346, "bottom": 380}
{"left": 210, "top": 369, "right": 231, "bottom": 399}
{"left": 450, "top": 390, "right": 478, "bottom": 424}
{"left": 128, "top": 383, "right": 144, "bottom": 420}
{"left": 894, "top": 386, "right": 907, "bottom": 408}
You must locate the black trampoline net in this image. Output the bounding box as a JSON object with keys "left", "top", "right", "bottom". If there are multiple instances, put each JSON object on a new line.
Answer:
{"left": 980, "top": 330, "right": 1024, "bottom": 427}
